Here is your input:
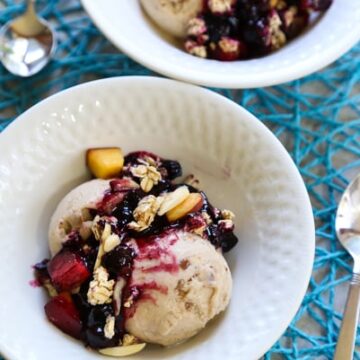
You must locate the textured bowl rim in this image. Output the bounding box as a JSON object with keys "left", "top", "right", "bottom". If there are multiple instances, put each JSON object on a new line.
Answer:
{"left": 81, "top": 1, "right": 360, "bottom": 89}
{"left": 0, "top": 77, "right": 315, "bottom": 359}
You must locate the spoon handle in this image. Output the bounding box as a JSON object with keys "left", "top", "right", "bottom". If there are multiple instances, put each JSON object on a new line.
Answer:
{"left": 334, "top": 272, "right": 360, "bottom": 360}
{"left": 26, "top": 0, "right": 36, "bottom": 13}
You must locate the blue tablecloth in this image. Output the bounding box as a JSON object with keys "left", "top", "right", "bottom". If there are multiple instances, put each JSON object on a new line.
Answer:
{"left": 0, "top": 1, "right": 359, "bottom": 359}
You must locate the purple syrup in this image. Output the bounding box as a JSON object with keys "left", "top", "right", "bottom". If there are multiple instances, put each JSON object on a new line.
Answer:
{"left": 34, "top": 150, "right": 239, "bottom": 350}
{"left": 33, "top": 259, "right": 50, "bottom": 286}
{"left": 123, "top": 281, "right": 169, "bottom": 319}
{"left": 102, "top": 244, "right": 136, "bottom": 278}
{"left": 29, "top": 279, "right": 41, "bottom": 287}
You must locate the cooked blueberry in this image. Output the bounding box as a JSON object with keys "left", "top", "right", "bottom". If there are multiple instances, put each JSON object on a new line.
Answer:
{"left": 206, "top": 225, "right": 221, "bottom": 248}
{"left": 151, "top": 179, "right": 173, "bottom": 196}
{"left": 102, "top": 244, "right": 136, "bottom": 277}
{"left": 300, "top": 0, "right": 332, "bottom": 11}
{"left": 220, "top": 232, "right": 239, "bottom": 252}
{"left": 160, "top": 160, "right": 182, "bottom": 180}
{"left": 85, "top": 305, "right": 119, "bottom": 349}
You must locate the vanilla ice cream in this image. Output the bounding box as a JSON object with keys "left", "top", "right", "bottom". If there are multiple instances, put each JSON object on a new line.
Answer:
{"left": 141, "top": 0, "right": 203, "bottom": 38}
{"left": 48, "top": 179, "right": 112, "bottom": 256}
{"left": 125, "top": 230, "right": 232, "bottom": 346}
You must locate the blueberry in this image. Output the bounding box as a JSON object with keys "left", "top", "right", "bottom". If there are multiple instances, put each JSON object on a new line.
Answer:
{"left": 160, "top": 160, "right": 182, "bottom": 180}
{"left": 206, "top": 225, "right": 221, "bottom": 248}
{"left": 151, "top": 180, "right": 173, "bottom": 196}
{"left": 85, "top": 305, "right": 120, "bottom": 349}
{"left": 112, "top": 190, "right": 142, "bottom": 227}
{"left": 219, "top": 232, "right": 239, "bottom": 253}
{"left": 102, "top": 244, "right": 136, "bottom": 278}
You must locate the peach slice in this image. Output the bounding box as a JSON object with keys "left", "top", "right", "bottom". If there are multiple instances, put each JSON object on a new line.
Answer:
{"left": 86, "top": 147, "right": 124, "bottom": 179}
{"left": 166, "top": 193, "right": 203, "bottom": 222}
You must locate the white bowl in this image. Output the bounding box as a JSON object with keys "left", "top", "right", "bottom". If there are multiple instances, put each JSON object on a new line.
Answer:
{"left": 0, "top": 77, "right": 314, "bottom": 359}
{"left": 81, "top": 0, "right": 360, "bottom": 89}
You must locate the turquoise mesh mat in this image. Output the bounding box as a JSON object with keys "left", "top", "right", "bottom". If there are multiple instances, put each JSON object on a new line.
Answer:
{"left": 0, "top": 1, "right": 359, "bottom": 359}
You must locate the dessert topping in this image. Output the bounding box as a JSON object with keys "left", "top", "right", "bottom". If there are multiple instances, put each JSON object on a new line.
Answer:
{"left": 104, "top": 234, "right": 121, "bottom": 253}
{"left": 92, "top": 216, "right": 119, "bottom": 269}
{"left": 166, "top": 193, "right": 203, "bottom": 222}
{"left": 87, "top": 266, "right": 115, "bottom": 305}
{"left": 208, "top": 0, "right": 233, "bottom": 14}
{"left": 158, "top": 186, "right": 190, "bottom": 215}
{"left": 98, "top": 343, "right": 146, "bottom": 357}
{"left": 221, "top": 209, "right": 235, "bottom": 220}
{"left": 122, "top": 334, "right": 139, "bottom": 346}
{"left": 269, "top": 11, "right": 286, "bottom": 50}
{"left": 86, "top": 147, "right": 124, "bottom": 179}
{"left": 130, "top": 158, "right": 162, "bottom": 193}
{"left": 104, "top": 315, "right": 116, "bottom": 339}
{"left": 187, "top": 18, "right": 207, "bottom": 36}
{"left": 47, "top": 250, "right": 90, "bottom": 292}
{"left": 271, "top": 0, "right": 287, "bottom": 9}
{"left": 202, "top": 211, "right": 213, "bottom": 225}
{"left": 128, "top": 195, "right": 163, "bottom": 231}
{"left": 185, "top": 40, "right": 208, "bottom": 58}
{"left": 184, "top": 174, "right": 200, "bottom": 189}
{"left": 218, "top": 219, "right": 234, "bottom": 231}
{"left": 113, "top": 277, "right": 126, "bottom": 316}
{"left": 44, "top": 293, "right": 83, "bottom": 340}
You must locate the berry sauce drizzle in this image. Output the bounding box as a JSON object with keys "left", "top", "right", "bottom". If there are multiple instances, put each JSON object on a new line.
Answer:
{"left": 34, "top": 151, "right": 238, "bottom": 349}
{"left": 185, "top": 0, "right": 332, "bottom": 61}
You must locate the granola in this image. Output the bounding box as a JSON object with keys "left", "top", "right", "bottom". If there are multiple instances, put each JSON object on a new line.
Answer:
{"left": 130, "top": 158, "right": 161, "bottom": 193}
{"left": 128, "top": 195, "right": 163, "bottom": 231}
{"left": 104, "top": 315, "right": 116, "bottom": 339}
{"left": 87, "top": 266, "right": 115, "bottom": 306}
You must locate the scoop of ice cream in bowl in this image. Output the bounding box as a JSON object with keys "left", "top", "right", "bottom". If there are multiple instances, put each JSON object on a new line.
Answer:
{"left": 141, "top": 0, "right": 332, "bottom": 61}
{"left": 34, "top": 147, "right": 238, "bottom": 356}
{"left": 81, "top": 0, "right": 360, "bottom": 87}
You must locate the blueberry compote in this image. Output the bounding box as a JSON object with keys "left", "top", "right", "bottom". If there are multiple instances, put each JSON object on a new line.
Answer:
{"left": 184, "top": 0, "right": 332, "bottom": 60}
{"left": 34, "top": 150, "right": 238, "bottom": 350}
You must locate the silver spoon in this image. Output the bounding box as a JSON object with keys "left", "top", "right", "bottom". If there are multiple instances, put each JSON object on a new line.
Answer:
{"left": 335, "top": 173, "right": 360, "bottom": 359}
{"left": 0, "top": 0, "right": 56, "bottom": 77}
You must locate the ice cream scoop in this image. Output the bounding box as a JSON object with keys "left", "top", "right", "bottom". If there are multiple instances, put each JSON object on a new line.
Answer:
{"left": 48, "top": 178, "right": 139, "bottom": 256}
{"left": 49, "top": 179, "right": 112, "bottom": 256}
{"left": 37, "top": 149, "right": 238, "bottom": 354}
{"left": 141, "top": 0, "right": 203, "bottom": 38}
{"left": 125, "top": 230, "right": 232, "bottom": 346}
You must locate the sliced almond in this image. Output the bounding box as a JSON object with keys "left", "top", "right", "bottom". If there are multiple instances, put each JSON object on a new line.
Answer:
{"left": 113, "top": 277, "right": 126, "bottom": 316}
{"left": 104, "top": 234, "right": 121, "bottom": 253}
{"left": 101, "top": 223, "right": 112, "bottom": 242}
{"left": 99, "top": 343, "right": 146, "bottom": 357}
{"left": 94, "top": 243, "right": 105, "bottom": 271}
{"left": 158, "top": 186, "right": 190, "bottom": 215}
{"left": 166, "top": 193, "right": 203, "bottom": 222}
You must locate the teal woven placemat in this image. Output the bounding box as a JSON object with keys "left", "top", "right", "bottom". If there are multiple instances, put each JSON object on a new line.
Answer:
{"left": 0, "top": 1, "right": 359, "bottom": 359}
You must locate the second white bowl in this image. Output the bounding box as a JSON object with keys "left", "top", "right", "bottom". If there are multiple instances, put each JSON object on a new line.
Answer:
{"left": 82, "top": 0, "right": 360, "bottom": 89}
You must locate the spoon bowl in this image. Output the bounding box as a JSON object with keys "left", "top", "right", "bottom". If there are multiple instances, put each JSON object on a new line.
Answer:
{"left": 336, "top": 174, "right": 360, "bottom": 270}
{"left": 0, "top": 0, "right": 56, "bottom": 77}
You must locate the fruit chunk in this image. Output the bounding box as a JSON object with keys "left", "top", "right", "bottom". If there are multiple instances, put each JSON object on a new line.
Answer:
{"left": 99, "top": 343, "right": 146, "bottom": 357}
{"left": 48, "top": 250, "right": 90, "bottom": 291}
{"left": 158, "top": 186, "right": 190, "bottom": 215}
{"left": 87, "top": 147, "right": 124, "bottom": 179}
{"left": 45, "top": 293, "right": 82, "bottom": 339}
{"left": 166, "top": 193, "right": 203, "bottom": 222}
